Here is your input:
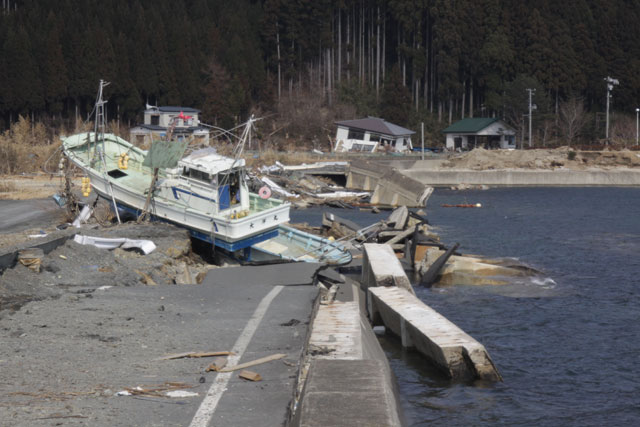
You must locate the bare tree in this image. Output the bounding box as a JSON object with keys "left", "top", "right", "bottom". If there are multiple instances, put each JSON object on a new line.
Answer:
{"left": 559, "top": 97, "right": 588, "bottom": 145}
{"left": 610, "top": 115, "right": 637, "bottom": 146}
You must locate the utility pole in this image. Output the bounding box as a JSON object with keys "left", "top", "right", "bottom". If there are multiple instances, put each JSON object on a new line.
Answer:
{"left": 604, "top": 76, "right": 619, "bottom": 140}
{"left": 421, "top": 122, "right": 424, "bottom": 160}
{"left": 636, "top": 108, "right": 640, "bottom": 145}
{"left": 526, "top": 88, "right": 536, "bottom": 148}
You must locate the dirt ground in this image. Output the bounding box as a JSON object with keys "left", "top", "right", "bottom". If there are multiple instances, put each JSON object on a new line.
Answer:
{"left": 0, "top": 222, "right": 221, "bottom": 317}
{"left": 0, "top": 174, "right": 73, "bottom": 200}
{"left": 442, "top": 147, "right": 640, "bottom": 170}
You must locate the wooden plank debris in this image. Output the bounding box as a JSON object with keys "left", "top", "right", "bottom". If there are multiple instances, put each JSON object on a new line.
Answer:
{"left": 156, "top": 351, "right": 234, "bottom": 361}
{"left": 238, "top": 370, "right": 262, "bottom": 382}
{"left": 205, "top": 357, "right": 228, "bottom": 372}
{"left": 219, "top": 353, "right": 287, "bottom": 373}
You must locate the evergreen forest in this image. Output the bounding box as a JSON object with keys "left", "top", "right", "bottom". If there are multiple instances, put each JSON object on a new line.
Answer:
{"left": 1, "top": 0, "right": 640, "bottom": 146}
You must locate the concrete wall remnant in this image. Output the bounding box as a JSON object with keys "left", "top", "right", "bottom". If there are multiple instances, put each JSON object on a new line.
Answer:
{"left": 368, "top": 286, "right": 502, "bottom": 382}
{"left": 362, "top": 243, "right": 415, "bottom": 295}
{"left": 347, "top": 160, "right": 433, "bottom": 207}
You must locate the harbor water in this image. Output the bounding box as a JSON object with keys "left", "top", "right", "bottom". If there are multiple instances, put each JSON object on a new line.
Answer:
{"left": 292, "top": 187, "right": 640, "bottom": 426}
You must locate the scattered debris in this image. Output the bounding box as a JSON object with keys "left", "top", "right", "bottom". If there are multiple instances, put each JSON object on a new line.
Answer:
{"left": 115, "top": 382, "right": 195, "bottom": 398}
{"left": 205, "top": 357, "right": 228, "bottom": 372}
{"left": 17, "top": 248, "right": 44, "bottom": 273}
{"left": 320, "top": 283, "right": 338, "bottom": 305}
{"left": 166, "top": 390, "right": 199, "bottom": 398}
{"left": 157, "top": 351, "right": 234, "bottom": 361}
{"left": 280, "top": 319, "right": 301, "bottom": 326}
{"left": 72, "top": 205, "right": 92, "bottom": 228}
{"left": 136, "top": 270, "right": 157, "bottom": 286}
{"left": 219, "top": 353, "right": 287, "bottom": 373}
{"left": 36, "top": 414, "right": 88, "bottom": 420}
{"left": 253, "top": 163, "right": 370, "bottom": 207}
{"left": 238, "top": 370, "right": 262, "bottom": 382}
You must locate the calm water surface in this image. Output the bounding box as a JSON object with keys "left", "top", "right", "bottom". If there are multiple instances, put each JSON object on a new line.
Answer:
{"left": 389, "top": 187, "right": 640, "bottom": 426}
{"left": 292, "top": 187, "right": 640, "bottom": 426}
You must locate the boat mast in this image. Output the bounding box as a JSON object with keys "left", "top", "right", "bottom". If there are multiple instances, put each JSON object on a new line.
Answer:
{"left": 93, "top": 79, "right": 110, "bottom": 159}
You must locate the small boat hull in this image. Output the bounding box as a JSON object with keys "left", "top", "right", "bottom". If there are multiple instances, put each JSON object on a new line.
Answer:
{"left": 251, "top": 225, "right": 352, "bottom": 265}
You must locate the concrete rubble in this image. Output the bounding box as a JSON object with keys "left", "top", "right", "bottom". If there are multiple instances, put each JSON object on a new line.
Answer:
{"left": 252, "top": 163, "right": 371, "bottom": 209}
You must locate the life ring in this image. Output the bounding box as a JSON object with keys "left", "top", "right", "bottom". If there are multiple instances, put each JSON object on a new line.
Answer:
{"left": 258, "top": 186, "right": 272, "bottom": 199}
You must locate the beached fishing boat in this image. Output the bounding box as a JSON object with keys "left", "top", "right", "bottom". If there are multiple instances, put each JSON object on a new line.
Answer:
{"left": 62, "top": 81, "right": 290, "bottom": 252}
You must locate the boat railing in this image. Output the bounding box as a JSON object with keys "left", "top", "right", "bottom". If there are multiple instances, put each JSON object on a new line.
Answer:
{"left": 249, "top": 193, "right": 285, "bottom": 212}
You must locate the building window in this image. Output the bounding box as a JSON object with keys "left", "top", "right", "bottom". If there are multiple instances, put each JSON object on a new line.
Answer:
{"left": 348, "top": 129, "right": 365, "bottom": 140}
{"left": 150, "top": 115, "right": 160, "bottom": 125}
{"left": 369, "top": 134, "right": 380, "bottom": 142}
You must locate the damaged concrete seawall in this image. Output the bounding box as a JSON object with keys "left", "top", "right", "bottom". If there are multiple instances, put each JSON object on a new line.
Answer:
{"left": 401, "top": 168, "right": 640, "bottom": 187}
{"left": 292, "top": 283, "right": 405, "bottom": 426}
{"left": 361, "top": 243, "right": 501, "bottom": 382}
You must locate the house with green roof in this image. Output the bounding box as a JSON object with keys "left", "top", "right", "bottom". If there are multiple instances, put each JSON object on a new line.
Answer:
{"left": 442, "top": 118, "right": 516, "bottom": 150}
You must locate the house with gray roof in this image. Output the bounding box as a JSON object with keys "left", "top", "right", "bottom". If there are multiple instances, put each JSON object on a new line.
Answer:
{"left": 442, "top": 118, "right": 516, "bottom": 150}
{"left": 334, "top": 117, "right": 414, "bottom": 153}
{"left": 130, "top": 105, "right": 209, "bottom": 148}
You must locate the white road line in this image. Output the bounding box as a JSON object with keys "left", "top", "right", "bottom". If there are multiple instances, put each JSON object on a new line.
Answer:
{"left": 189, "top": 285, "right": 284, "bottom": 427}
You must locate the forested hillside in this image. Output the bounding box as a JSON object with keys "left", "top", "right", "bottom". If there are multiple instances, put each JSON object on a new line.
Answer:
{"left": 1, "top": 0, "right": 639, "bottom": 145}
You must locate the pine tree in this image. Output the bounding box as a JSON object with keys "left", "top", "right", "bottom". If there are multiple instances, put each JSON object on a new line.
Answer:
{"left": 380, "top": 64, "right": 411, "bottom": 125}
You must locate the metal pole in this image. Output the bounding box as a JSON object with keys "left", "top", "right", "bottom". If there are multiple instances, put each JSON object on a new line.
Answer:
{"left": 636, "top": 108, "right": 639, "bottom": 145}
{"left": 604, "top": 77, "right": 619, "bottom": 141}
{"left": 605, "top": 86, "right": 610, "bottom": 140}
{"left": 421, "top": 122, "right": 424, "bottom": 160}
{"left": 526, "top": 88, "right": 534, "bottom": 148}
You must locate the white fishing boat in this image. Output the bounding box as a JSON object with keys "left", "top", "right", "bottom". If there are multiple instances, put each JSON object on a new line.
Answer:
{"left": 62, "top": 81, "right": 290, "bottom": 252}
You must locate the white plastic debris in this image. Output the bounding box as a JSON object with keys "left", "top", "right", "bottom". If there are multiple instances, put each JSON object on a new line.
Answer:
{"left": 97, "top": 286, "right": 113, "bottom": 291}
{"left": 280, "top": 161, "right": 348, "bottom": 171}
{"left": 116, "top": 390, "right": 132, "bottom": 396}
{"left": 312, "top": 191, "right": 370, "bottom": 199}
{"left": 73, "top": 235, "right": 157, "bottom": 254}
{"left": 166, "top": 390, "right": 199, "bottom": 398}
{"left": 72, "top": 205, "right": 93, "bottom": 228}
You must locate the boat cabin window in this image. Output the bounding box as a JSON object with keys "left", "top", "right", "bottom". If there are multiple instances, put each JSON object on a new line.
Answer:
{"left": 183, "top": 167, "right": 213, "bottom": 183}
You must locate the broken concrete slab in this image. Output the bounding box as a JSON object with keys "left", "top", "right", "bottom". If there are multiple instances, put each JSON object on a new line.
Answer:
{"left": 386, "top": 206, "right": 408, "bottom": 230}
{"left": 418, "top": 247, "right": 534, "bottom": 286}
{"left": 361, "top": 243, "right": 415, "bottom": 295}
{"left": 316, "top": 267, "right": 345, "bottom": 285}
{"left": 368, "top": 286, "right": 501, "bottom": 382}
{"left": 202, "top": 262, "right": 323, "bottom": 287}
{"left": 347, "top": 160, "right": 433, "bottom": 207}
